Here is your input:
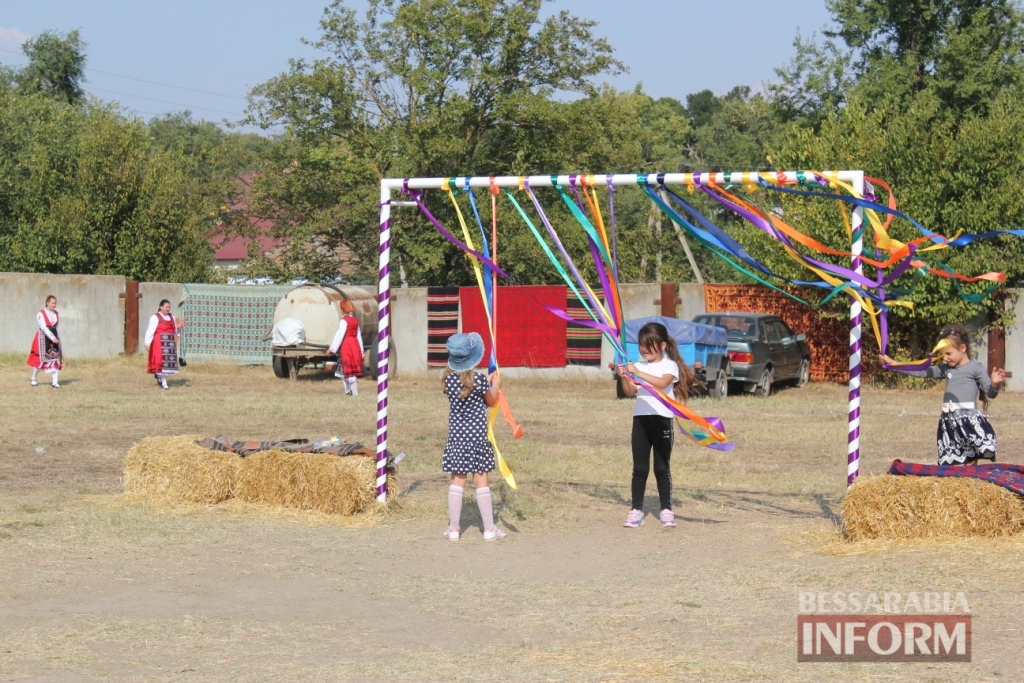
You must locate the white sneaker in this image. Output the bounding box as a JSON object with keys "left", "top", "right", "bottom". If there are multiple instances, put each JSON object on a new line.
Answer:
{"left": 443, "top": 527, "right": 460, "bottom": 542}
{"left": 483, "top": 527, "right": 507, "bottom": 541}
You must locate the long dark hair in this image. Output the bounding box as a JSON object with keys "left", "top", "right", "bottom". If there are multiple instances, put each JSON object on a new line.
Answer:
{"left": 939, "top": 324, "right": 991, "bottom": 410}
{"left": 637, "top": 322, "right": 694, "bottom": 402}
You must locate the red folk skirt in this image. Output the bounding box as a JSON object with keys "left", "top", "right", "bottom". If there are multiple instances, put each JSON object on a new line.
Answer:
{"left": 148, "top": 315, "right": 179, "bottom": 375}
{"left": 27, "top": 312, "right": 62, "bottom": 371}
{"left": 339, "top": 316, "right": 363, "bottom": 378}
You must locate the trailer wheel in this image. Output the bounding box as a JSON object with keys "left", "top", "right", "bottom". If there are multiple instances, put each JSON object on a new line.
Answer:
{"left": 364, "top": 339, "right": 398, "bottom": 380}
{"left": 272, "top": 355, "right": 288, "bottom": 379}
{"left": 709, "top": 368, "right": 729, "bottom": 400}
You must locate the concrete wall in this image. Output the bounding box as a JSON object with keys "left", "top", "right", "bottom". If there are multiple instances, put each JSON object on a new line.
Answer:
{"left": 1003, "top": 289, "right": 1024, "bottom": 392}
{"left": 390, "top": 287, "right": 428, "bottom": 376}
{"left": 680, "top": 283, "right": 706, "bottom": 319}
{"left": 137, "top": 282, "right": 186, "bottom": 354}
{"left": 12, "top": 272, "right": 1023, "bottom": 392}
{"left": 0, "top": 272, "right": 126, "bottom": 358}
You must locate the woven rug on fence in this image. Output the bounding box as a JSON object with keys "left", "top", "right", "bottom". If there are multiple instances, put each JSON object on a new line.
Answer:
{"left": 703, "top": 283, "right": 848, "bottom": 382}
{"left": 460, "top": 286, "right": 567, "bottom": 367}
{"left": 427, "top": 287, "right": 460, "bottom": 367}
{"left": 180, "top": 284, "right": 293, "bottom": 365}
{"left": 566, "top": 290, "right": 603, "bottom": 366}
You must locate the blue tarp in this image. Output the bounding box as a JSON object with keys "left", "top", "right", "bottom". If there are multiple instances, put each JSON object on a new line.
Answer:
{"left": 624, "top": 316, "right": 727, "bottom": 348}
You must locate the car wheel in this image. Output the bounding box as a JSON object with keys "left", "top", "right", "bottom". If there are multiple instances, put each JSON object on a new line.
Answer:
{"left": 272, "top": 355, "right": 288, "bottom": 379}
{"left": 753, "top": 367, "right": 773, "bottom": 397}
{"left": 709, "top": 368, "right": 728, "bottom": 400}
{"left": 795, "top": 359, "right": 810, "bottom": 388}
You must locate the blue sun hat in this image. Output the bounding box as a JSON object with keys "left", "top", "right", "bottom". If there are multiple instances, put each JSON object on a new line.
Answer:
{"left": 446, "top": 332, "right": 485, "bottom": 372}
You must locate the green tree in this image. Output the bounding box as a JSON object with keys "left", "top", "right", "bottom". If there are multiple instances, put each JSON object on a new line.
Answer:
{"left": 769, "top": 30, "right": 853, "bottom": 125}
{"left": 243, "top": 0, "right": 626, "bottom": 284}
{"left": 757, "top": 0, "right": 1024, "bottom": 354}
{"left": 148, "top": 111, "right": 271, "bottom": 187}
{"left": 0, "top": 86, "right": 214, "bottom": 282}
{"left": 16, "top": 30, "right": 87, "bottom": 104}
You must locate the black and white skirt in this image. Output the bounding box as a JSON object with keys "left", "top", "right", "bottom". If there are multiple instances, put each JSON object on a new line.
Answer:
{"left": 936, "top": 409, "right": 996, "bottom": 465}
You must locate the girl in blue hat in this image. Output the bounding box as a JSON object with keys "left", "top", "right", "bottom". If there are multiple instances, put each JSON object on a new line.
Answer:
{"left": 442, "top": 331, "right": 506, "bottom": 541}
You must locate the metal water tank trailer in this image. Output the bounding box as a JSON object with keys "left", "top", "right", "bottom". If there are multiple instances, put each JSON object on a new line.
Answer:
{"left": 270, "top": 284, "right": 394, "bottom": 380}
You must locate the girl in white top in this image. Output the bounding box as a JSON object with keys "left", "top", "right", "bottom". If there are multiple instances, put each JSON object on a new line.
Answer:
{"left": 614, "top": 321, "right": 695, "bottom": 528}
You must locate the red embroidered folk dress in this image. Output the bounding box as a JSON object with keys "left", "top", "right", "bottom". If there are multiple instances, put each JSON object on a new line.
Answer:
{"left": 27, "top": 309, "right": 62, "bottom": 371}
{"left": 329, "top": 314, "right": 363, "bottom": 378}
{"left": 146, "top": 313, "right": 179, "bottom": 375}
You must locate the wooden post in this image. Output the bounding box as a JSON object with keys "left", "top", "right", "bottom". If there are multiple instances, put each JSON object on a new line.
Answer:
{"left": 988, "top": 325, "right": 1005, "bottom": 375}
{"left": 658, "top": 283, "right": 681, "bottom": 317}
{"left": 120, "top": 280, "right": 141, "bottom": 355}
{"left": 988, "top": 292, "right": 1012, "bottom": 379}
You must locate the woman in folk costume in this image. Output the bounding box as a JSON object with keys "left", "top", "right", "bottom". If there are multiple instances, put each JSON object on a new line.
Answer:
{"left": 328, "top": 299, "right": 363, "bottom": 396}
{"left": 145, "top": 299, "right": 180, "bottom": 390}
{"left": 27, "top": 294, "right": 63, "bottom": 388}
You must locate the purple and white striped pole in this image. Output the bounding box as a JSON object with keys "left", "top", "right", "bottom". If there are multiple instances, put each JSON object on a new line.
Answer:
{"left": 375, "top": 183, "right": 392, "bottom": 502}
{"left": 847, "top": 172, "right": 866, "bottom": 487}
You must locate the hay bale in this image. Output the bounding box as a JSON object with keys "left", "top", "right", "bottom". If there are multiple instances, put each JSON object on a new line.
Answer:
{"left": 124, "top": 435, "right": 240, "bottom": 505}
{"left": 234, "top": 450, "right": 379, "bottom": 515}
{"left": 125, "top": 436, "right": 393, "bottom": 516}
{"left": 841, "top": 474, "right": 1024, "bottom": 541}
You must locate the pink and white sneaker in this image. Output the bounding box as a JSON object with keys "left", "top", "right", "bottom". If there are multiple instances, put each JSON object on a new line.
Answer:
{"left": 659, "top": 509, "right": 676, "bottom": 527}
{"left": 624, "top": 509, "right": 645, "bottom": 528}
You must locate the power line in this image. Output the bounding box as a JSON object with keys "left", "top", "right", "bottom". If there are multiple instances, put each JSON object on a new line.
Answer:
{"left": 0, "top": 46, "right": 248, "bottom": 101}
{"left": 85, "top": 66, "right": 247, "bottom": 100}
{"left": 86, "top": 86, "right": 244, "bottom": 117}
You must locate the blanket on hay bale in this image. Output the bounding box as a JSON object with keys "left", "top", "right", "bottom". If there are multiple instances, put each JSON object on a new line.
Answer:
{"left": 841, "top": 462, "right": 1024, "bottom": 541}
{"left": 124, "top": 435, "right": 391, "bottom": 515}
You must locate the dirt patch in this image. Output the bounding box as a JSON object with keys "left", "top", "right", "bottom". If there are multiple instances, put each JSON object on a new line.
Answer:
{"left": 2, "top": 357, "right": 1023, "bottom": 681}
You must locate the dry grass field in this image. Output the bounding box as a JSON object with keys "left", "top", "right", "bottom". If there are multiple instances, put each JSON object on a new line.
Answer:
{"left": 2, "top": 354, "right": 1024, "bottom": 682}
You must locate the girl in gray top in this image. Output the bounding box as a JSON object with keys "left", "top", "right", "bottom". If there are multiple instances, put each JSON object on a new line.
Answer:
{"left": 881, "top": 324, "right": 1005, "bottom": 465}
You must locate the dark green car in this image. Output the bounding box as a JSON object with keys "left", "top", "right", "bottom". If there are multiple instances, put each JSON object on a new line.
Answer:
{"left": 692, "top": 313, "right": 811, "bottom": 396}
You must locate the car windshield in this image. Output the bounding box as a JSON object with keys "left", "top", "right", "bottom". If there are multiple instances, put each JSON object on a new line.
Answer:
{"left": 696, "top": 316, "right": 757, "bottom": 340}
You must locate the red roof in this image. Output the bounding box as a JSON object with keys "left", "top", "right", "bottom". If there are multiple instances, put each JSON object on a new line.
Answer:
{"left": 210, "top": 233, "right": 287, "bottom": 260}
{"left": 209, "top": 176, "right": 288, "bottom": 261}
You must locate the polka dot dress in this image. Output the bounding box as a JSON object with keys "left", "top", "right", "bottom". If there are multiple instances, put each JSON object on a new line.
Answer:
{"left": 442, "top": 372, "right": 495, "bottom": 474}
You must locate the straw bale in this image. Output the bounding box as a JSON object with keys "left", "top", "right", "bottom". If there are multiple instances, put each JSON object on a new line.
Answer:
{"left": 841, "top": 474, "right": 1024, "bottom": 541}
{"left": 124, "top": 435, "right": 239, "bottom": 505}
{"left": 125, "top": 436, "right": 392, "bottom": 516}
{"left": 234, "top": 450, "right": 383, "bottom": 516}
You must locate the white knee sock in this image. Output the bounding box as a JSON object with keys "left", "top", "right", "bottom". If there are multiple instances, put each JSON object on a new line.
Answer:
{"left": 448, "top": 485, "right": 464, "bottom": 530}
{"left": 31, "top": 368, "right": 39, "bottom": 382}
{"left": 50, "top": 370, "right": 59, "bottom": 386}
{"left": 476, "top": 487, "right": 494, "bottom": 530}
{"left": 347, "top": 378, "right": 358, "bottom": 396}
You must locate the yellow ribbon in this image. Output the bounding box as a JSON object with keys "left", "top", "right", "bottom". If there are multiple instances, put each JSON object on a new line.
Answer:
{"left": 442, "top": 186, "right": 517, "bottom": 490}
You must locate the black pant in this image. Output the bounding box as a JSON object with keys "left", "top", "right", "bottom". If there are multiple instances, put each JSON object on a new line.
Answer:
{"left": 631, "top": 415, "right": 674, "bottom": 511}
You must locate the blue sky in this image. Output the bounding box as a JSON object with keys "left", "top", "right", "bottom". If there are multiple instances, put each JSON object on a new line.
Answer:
{"left": 1, "top": 1, "right": 835, "bottom": 131}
